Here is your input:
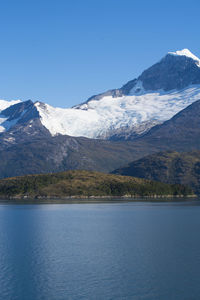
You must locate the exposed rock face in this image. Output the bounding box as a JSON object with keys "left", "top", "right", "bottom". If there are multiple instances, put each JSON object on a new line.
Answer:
{"left": 138, "top": 54, "right": 200, "bottom": 91}
{"left": 2, "top": 100, "right": 34, "bottom": 120}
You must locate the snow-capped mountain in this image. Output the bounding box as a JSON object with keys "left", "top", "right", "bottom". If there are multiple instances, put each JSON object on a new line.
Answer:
{"left": 1, "top": 48, "right": 200, "bottom": 140}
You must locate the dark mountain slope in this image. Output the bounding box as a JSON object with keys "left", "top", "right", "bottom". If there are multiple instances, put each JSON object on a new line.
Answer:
{"left": 113, "top": 151, "right": 200, "bottom": 194}
{"left": 131, "top": 99, "right": 200, "bottom": 152}
{"left": 106, "top": 98, "right": 200, "bottom": 170}
{"left": 0, "top": 132, "right": 145, "bottom": 178}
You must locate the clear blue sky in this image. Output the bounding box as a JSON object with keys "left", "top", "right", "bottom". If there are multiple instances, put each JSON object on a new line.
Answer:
{"left": 0, "top": 0, "right": 200, "bottom": 107}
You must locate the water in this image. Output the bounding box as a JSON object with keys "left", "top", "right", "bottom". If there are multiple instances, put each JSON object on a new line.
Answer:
{"left": 0, "top": 200, "right": 200, "bottom": 300}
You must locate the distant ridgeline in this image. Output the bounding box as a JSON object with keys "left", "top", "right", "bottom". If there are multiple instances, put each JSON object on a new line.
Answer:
{"left": 0, "top": 170, "right": 194, "bottom": 199}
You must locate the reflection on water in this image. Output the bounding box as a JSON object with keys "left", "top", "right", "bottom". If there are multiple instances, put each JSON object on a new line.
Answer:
{"left": 0, "top": 200, "right": 200, "bottom": 300}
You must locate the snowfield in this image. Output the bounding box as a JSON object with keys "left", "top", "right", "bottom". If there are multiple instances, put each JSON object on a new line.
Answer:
{"left": 35, "top": 85, "right": 200, "bottom": 138}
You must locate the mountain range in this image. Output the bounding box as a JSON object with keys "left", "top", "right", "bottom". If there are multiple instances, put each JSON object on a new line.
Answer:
{"left": 1, "top": 48, "right": 200, "bottom": 180}
{"left": 1, "top": 48, "right": 200, "bottom": 140}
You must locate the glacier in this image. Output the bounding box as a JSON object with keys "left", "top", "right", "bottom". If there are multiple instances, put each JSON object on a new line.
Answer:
{"left": 35, "top": 84, "right": 200, "bottom": 138}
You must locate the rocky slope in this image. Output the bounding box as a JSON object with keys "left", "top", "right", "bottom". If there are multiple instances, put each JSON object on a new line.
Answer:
{"left": 134, "top": 99, "right": 200, "bottom": 151}
{"left": 0, "top": 129, "right": 140, "bottom": 178}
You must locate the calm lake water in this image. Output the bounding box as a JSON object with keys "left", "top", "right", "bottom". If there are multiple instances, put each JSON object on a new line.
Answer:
{"left": 0, "top": 200, "right": 200, "bottom": 300}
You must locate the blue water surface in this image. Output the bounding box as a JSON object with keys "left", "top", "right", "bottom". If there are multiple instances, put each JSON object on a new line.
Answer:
{"left": 0, "top": 201, "right": 200, "bottom": 300}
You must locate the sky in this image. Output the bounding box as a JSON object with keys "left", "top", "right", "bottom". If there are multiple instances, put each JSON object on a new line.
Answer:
{"left": 0, "top": 0, "right": 200, "bottom": 108}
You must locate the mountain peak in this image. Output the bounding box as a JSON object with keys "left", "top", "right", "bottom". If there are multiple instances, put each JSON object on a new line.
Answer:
{"left": 168, "top": 49, "right": 200, "bottom": 64}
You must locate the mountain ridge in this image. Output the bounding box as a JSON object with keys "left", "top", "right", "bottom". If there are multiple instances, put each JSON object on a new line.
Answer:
{"left": 1, "top": 49, "right": 200, "bottom": 140}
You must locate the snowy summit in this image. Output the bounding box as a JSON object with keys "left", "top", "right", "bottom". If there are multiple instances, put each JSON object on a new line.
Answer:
{"left": 168, "top": 48, "right": 200, "bottom": 65}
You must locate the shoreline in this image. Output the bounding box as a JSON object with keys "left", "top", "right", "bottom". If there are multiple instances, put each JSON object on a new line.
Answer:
{"left": 0, "top": 195, "right": 198, "bottom": 205}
